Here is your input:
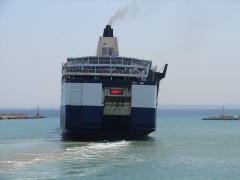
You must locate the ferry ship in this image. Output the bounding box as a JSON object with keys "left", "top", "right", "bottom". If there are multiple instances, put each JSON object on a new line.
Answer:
{"left": 60, "top": 25, "right": 168, "bottom": 138}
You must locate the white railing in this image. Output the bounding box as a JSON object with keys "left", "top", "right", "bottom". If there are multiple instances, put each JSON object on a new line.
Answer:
{"left": 62, "top": 66, "right": 148, "bottom": 77}
{"left": 62, "top": 56, "right": 151, "bottom": 77}
{"left": 65, "top": 56, "right": 151, "bottom": 69}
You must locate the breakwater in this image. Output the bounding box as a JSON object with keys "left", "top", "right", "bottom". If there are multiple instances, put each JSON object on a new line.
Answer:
{"left": 0, "top": 113, "right": 45, "bottom": 120}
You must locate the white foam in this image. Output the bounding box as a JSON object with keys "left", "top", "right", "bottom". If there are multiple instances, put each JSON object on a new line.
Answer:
{"left": 0, "top": 140, "right": 131, "bottom": 173}
{"left": 88, "top": 140, "right": 130, "bottom": 149}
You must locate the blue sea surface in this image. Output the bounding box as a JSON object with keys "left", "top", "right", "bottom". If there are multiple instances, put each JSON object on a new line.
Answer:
{"left": 1, "top": 108, "right": 240, "bottom": 180}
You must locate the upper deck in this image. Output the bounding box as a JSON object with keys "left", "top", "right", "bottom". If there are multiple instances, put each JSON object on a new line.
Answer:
{"left": 62, "top": 56, "right": 152, "bottom": 78}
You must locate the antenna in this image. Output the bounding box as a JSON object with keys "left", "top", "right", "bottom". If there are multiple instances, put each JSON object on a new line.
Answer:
{"left": 36, "top": 106, "right": 39, "bottom": 116}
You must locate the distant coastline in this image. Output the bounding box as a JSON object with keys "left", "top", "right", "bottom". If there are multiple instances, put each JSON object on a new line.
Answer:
{"left": 158, "top": 105, "right": 240, "bottom": 109}
{"left": 0, "top": 105, "right": 239, "bottom": 111}
{"left": 0, "top": 113, "right": 45, "bottom": 120}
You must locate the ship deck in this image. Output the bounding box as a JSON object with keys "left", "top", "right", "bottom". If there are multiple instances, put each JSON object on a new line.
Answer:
{"left": 62, "top": 56, "right": 152, "bottom": 78}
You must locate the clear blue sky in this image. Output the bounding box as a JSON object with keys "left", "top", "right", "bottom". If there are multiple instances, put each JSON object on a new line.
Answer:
{"left": 0, "top": 0, "right": 240, "bottom": 108}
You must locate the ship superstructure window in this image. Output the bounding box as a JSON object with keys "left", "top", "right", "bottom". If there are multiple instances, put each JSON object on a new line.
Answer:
{"left": 108, "top": 47, "right": 113, "bottom": 55}
{"left": 102, "top": 47, "right": 114, "bottom": 56}
{"left": 102, "top": 47, "right": 107, "bottom": 55}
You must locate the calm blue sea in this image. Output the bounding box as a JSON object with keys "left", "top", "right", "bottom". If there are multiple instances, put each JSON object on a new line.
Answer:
{"left": 1, "top": 108, "right": 240, "bottom": 180}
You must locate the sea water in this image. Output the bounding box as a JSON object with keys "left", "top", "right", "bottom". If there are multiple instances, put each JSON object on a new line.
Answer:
{"left": 1, "top": 108, "right": 240, "bottom": 180}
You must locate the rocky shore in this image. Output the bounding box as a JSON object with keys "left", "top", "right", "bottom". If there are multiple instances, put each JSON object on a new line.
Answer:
{"left": 0, "top": 113, "right": 45, "bottom": 120}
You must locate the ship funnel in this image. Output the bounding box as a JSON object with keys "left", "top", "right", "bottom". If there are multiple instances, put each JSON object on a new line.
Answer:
{"left": 103, "top": 25, "right": 114, "bottom": 37}
{"left": 96, "top": 25, "right": 119, "bottom": 56}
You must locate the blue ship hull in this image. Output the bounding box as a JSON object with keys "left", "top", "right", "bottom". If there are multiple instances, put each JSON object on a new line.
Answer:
{"left": 60, "top": 105, "right": 156, "bottom": 139}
